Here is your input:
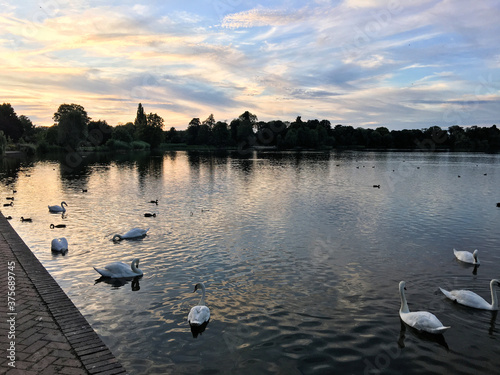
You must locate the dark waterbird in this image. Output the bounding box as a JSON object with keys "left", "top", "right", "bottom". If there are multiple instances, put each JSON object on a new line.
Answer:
{"left": 50, "top": 224, "right": 67, "bottom": 229}
{"left": 497, "top": 203, "right": 500, "bottom": 207}
{"left": 144, "top": 213, "right": 156, "bottom": 217}
{"left": 3, "top": 202, "right": 13, "bottom": 207}
{"left": 373, "top": 185, "right": 381, "bottom": 188}
{"left": 149, "top": 199, "right": 158, "bottom": 205}
{"left": 5, "top": 197, "right": 14, "bottom": 200}
{"left": 20, "top": 217, "right": 32, "bottom": 222}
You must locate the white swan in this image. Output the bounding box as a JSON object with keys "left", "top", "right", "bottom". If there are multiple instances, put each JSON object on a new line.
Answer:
{"left": 453, "top": 248, "right": 480, "bottom": 265}
{"left": 399, "top": 281, "right": 450, "bottom": 334}
{"left": 439, "top": 279, "right": 499, "bottom": 310}
{"left": 94, "top": 258, "right": 143, "bottom": 278}
{"left": 112, "top": 228, "right": 149, "bottom": 241}
{"left": 51, "top": 237, "right": 68, "bottom": 253}
{"left": 48, "top": 201, "right": 68, "bottom": 213}
{"left": 188, "top": 283, "right": 210, "bottom": 326}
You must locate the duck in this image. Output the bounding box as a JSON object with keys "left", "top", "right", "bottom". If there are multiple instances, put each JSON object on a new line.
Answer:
{"left": 144, "top": 213, "right": 156, "bottom": 217}
{"left": 439, "top": 279, "right": 499, "bottom": 310}
{"left": 188, "top": 282, "right": 210, "bottom": 326}
{"left": 20, "top": 217, "right": 32, "bottom": 222}
{"left": 82, "top": 188, "right": 87, "bottom": 192}
{"left": 112, "top": 228, "right": 149, "bottom": 241}
{"left": 497, "top": 203, "right": 500, "bottom": 207}
{"left": 149, "top": 199, "right": 158, "bottom": 205}
{"left": 453, "top": 248, "right": 480, "bottom": 265}
{"left": 50, "top": 224, "right": 66, "bottom": 229}
{"left": 6, "top": 216, "right": 12, "bottom": 220}
{"left": 3, "top": 202, "right": 13, "bottom": 207}
{"left": 94, "top": 258, "right": 143, "bottom": 278}
{"left": 48, "top": 201, "right": 68, "bottom": 213}
{"left": 5, "top": 197, "right": 14, "bottom": 200}
{"left": 399, "top": 281, "right": 450, "bottom": 334}
{"left": 373, "top": 185, "right": 381, "bottom": 188}
{"left": 51, "top": 238, "right": 68, "bottom": 253}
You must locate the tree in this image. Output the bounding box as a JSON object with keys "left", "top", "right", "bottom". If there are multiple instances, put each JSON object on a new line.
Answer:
{"left": 202, "top": 114, "right": 216, "bottom": 129}
{"left": 212, "top": 121, "right": 230, "bottom": 147}
{"left": 186, "top": 118, "right": 201, "bottom": 145}
{"left": 88, "top": 120, "right": 112, "bottom": 146}
{"left": 0, "top": 131, "right": 6, "bottom": 154}
{"left": 53, "top": 103, "right": 90, "bottom": 149}
{"left": 239, "top": 111, "right": 258, "bottom": 126}
{"left": 53, "top": 103, "right": 90, "bottom": 126}
{"left": 57, "top": 110, "right": 88, "bottom": 149}
{"left": 196, "top": 124, "right": 210, "bottom": 145}
{"left": 233, "top": 111, "right": 257, "bottom": 144}
{"left": 166, "top": 127, "right": 180, "bottom": 143}
{"left": 0, "top": 103, "right": 23, "bottom": 141}
{"left": 112, "top": 124, "right": 134, "bottom": 143}
{"left": 18, "top": 115, "right": 35, "bottom": 142}
{"left": 141, "top": 113, "right": 164, "bottom": 148}
{"left": 134, "top": 103, "right": 147, "bottom": 128}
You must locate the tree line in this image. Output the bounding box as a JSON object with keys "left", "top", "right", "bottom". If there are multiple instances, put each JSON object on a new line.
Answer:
{"left": 1, "top": 102, "right": 499, "bottom": 154}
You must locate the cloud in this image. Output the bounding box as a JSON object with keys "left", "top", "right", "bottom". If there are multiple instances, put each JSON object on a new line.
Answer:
{"left": 221, "top": 7, "right": 307, "bottom": 28}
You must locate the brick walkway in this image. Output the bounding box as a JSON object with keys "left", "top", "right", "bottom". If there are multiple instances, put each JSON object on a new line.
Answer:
{"left": 0, "top": 215, "right": 127, "bottom": 375}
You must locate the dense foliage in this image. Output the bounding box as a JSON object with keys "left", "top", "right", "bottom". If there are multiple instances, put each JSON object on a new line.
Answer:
{"left": 1, "top": 102, "right": 499, "bottom": 154}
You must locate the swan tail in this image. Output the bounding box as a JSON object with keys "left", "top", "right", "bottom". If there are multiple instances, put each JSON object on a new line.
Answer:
{"left": 94, "top": 267, "right": 110, "bottom": 277}
{"left": 435, "top": 326, "right": 451, "bottom": 333}
{"left": 439, "top": 287, "right": 453, "bottom": 300}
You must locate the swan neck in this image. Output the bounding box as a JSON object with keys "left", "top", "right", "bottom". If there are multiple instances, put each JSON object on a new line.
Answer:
{"left": 131, "top": 259, "right": 139, "bottom": 274}
{"left": 399, "top": 285, "right": 409, "bottom": 313}
{"left": 199, "top": 284, "right": 206, "bottom": 305}
{"left": 491, "top": 280, "right": 498, "bottom": 310}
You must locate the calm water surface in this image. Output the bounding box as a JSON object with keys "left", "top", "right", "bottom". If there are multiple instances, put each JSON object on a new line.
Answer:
{"left": 1, "top": 150, "right": 499, "bottom": 374}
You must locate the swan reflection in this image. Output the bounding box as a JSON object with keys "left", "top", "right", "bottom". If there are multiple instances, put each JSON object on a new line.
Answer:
{"left": 94, "top": 276, "right": 141, "bottom": 291}
{"left": 489, "top": 310, "right": 498, "bottom": 336}
{"left": 398, "top": 319, "right": 449, "bottom": 350}
{"left": 472, "top": 265, "right": 479, "bottom": 275}
{"left": 190, "top": 320, "right": 209, "bottom": 338}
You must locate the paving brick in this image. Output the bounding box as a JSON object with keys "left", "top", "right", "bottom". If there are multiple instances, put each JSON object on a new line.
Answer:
{"left": 54, "top": 357, "right": 86, "bottom": 368}
{"left": 59, "top": 367, "right": 90, "bottom": 375}
{"left": 38, "top": 364, "right": 64, "bottom": 375}
{"left": 24, "top": 339, "right": 48, "bottom": 354}
{"left": 28, "top": 355, "right": 58, "bottom": 371}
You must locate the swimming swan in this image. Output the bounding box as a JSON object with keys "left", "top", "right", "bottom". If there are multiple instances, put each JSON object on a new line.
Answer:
{"left": 188, "top": 283, "right": 210, "bottom": 326}
{"left": 399, "top": 281, "right": 450, "bottom": 334}
{"left": 453, "top": 248, "right": 480, "bottom": 265}
{"left": 94, "top": 258, "right": 143, "bottom": 278}
{"left": 112, "top": 228, "right": 149, "bottom": 241}
{"left": 51, "top": 238, "right": 68, "bottom": 253}
{"left": 48, "top": 201, "right": 68, "bottom": 213}
{"left": 439, "top": 279, "right": 499, "bottom": 310}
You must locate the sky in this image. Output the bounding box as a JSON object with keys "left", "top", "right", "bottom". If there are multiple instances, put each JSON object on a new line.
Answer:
{"left": 0, "top": 0, "right": 499, "bottom": 131}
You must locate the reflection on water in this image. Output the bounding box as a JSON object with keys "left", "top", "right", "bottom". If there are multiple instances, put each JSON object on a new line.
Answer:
{"left": 1, "top": 150, "right": 500, "bottom": 375}
{"left": 190, "top": 320, "right": 210, "bottom": 338}
{"left": 94, "top": 275, "right": 142, "bottom": 291}
{"left": 398, "top": 319, "right": 449, "bottom": 351}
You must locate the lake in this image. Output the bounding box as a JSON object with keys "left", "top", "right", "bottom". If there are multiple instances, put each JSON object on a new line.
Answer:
{"left": 1, "top": 150, "right": 499, "bottom": 374}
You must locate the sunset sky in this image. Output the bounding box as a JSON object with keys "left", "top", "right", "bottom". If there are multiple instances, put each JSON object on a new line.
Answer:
{"left": 1, "top": 0, "right": 499, "bottom": 130}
